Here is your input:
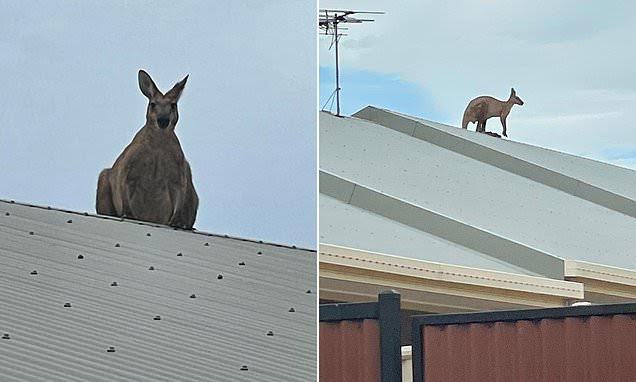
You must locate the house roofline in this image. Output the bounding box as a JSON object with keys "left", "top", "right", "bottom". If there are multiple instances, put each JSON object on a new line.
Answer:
{"left": 0, "top": 198, "right": 315, "bottom": 253}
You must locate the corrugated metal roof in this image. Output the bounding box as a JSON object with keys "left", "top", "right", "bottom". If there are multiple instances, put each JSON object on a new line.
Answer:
{"left": 0, "top": 199, "right": 316, "bottom": 381}
{"left": 319, "top": 109, "right": 636, "bottom": 278}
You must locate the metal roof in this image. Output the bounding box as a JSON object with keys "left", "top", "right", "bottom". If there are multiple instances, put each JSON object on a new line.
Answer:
{"left": 320, "top": 194, "right": 538, "bottom": 276}
{"left": 0, "top": 199, "right": 316, "bottom": 382}
{"left": 319, "top": 108, "right": 636, "bottom": 281}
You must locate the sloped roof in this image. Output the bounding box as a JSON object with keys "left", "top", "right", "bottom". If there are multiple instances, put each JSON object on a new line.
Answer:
{"left": 0, "top": 199, "right": 316, "bottom": 381}
{"left": 320, "top": 194, "right": 537, "bottom": 276}
{"left": 319, "top": 108, "right": 636, "bottom": 288}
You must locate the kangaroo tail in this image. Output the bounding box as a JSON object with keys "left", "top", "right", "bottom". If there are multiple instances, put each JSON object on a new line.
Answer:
{"left": 461, "top": 110, "right": 469, "bottom": 129}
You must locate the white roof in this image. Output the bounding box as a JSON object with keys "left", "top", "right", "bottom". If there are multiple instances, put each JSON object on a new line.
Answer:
{"left": 320, "top": 194, "right": 537, "bottom": 276}
{"left": 319, "top": 107, "right": 636, "bottom": 285}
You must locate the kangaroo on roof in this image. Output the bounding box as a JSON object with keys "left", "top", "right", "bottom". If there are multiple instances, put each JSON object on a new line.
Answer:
{"left": 96, "top": 70, "right": 198, "bottom": 229}
{"left": 462, "top": 88, "right": 524, "bottom": 137}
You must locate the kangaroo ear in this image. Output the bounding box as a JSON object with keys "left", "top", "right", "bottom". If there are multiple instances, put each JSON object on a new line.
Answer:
{"left": 138, "top": 70, "right": 160, "bottom": 99}
{"left": 166, "top": 75, "right": 188, "bottom": 101}
{"left": 511, "top": 87, "right": 516, "bottom": 95}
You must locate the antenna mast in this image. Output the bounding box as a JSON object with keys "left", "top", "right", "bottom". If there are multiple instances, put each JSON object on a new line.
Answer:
{"left": 319, "top": 9, "right": 384, "bottom": 116}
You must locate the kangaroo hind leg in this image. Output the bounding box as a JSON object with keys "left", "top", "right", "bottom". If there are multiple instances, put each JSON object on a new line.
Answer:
{"left": 169, "top": 187, "right": 199, "bottom": 229}
{"left": 96, "top": 169, "right": 116, "bottom": 216}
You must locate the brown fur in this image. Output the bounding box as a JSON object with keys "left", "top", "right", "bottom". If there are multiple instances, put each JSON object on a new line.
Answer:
{"left": 96, "top": 70, "right": 198, "bottom": 229}
{"left": 462, "top": 88, "right": 524, "bottom": 137}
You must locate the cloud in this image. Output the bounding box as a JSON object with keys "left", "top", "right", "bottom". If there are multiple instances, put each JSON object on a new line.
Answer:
{"left": 515, "top": 111, "right": 623, "bottom": 124}
{"left": 602, "top": 148, "right": 636, "bottom": 161}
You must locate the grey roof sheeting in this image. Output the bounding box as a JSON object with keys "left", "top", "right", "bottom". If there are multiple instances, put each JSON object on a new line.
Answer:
{"left": 319, "top": 108, "right": 636, "bottom": 280}
{"left": 0, "top": 199, "right": 316, "bottom": 382}
{"left": 320, "top": 194, "right": 539, "bottom": 276}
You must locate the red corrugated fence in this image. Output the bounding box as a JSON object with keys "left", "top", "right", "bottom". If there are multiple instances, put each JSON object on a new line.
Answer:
{"left": 413, "top": 304, "right": 636, "bottom": 382}
{"left": 320, "top": 319, "right": 381, "bottom": 382}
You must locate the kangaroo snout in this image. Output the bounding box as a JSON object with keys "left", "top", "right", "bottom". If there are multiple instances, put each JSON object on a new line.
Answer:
{"left": 157, "top": 117, "right": 170, "bottom": 129}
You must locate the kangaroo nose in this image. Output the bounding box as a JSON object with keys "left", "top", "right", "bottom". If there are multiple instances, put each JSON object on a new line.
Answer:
{"left": 157, "top": 117, "right": 169, "bottom": 129}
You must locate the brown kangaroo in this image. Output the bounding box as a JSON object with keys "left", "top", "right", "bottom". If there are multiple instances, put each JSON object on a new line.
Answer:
{"left": 96, "top": 70, "right": 198, "bottom": 229}
{"left": 462, "top": 88, "right": 524, "bottom": 137}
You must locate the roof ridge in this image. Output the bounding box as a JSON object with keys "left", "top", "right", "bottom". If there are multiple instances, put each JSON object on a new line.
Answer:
{"left": 0, "top": 198, "right": 315, "bottom": 252}
{"left": 350, "top": 106, "right": 636, "bottom": 219}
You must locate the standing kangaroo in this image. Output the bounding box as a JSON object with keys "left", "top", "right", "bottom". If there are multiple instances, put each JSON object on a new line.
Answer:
{"left": 96, "top": 70, "right": 198, "bottom": 229}
{"left": 462, "top": 88, "right": 524, "bottom": 137}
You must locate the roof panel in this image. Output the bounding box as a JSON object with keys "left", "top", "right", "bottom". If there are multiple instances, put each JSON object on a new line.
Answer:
{"left": 401, "top": 110, "right": 636, "bottom": 201}
{"left": 319, "top": 110, "right": 636, "bottom": 273}
{"left": 0, "top": 200, "right": 316, "bottom": 381}
{"left": 320, "top": 194, "right": 539, "bottom": 276}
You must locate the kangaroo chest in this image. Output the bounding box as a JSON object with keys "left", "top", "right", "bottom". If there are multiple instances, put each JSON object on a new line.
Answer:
{"left": 128, "top": 148, "right": 185, "bottom": 192}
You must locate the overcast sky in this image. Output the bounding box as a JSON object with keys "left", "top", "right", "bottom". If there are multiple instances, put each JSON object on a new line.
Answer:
{"left": 0, "top": 1, "right": 316, "bottom": 248}
{"left": 320, "top": 0, "right": 636, "bottom": 170}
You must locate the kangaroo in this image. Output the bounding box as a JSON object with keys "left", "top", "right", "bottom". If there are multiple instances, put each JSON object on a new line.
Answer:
{"left": 462, "top": 88, "right": 524, "bottom": 137}
{"left": 96, "top": 70, "right": 198, "bottom": 229}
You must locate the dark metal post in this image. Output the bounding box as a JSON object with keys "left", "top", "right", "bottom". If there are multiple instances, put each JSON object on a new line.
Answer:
{"left": 411, "top": 318, "right": 424, "bottom": 382}
{"left": 378, "top": 290, "right": 402, "bottom": 382}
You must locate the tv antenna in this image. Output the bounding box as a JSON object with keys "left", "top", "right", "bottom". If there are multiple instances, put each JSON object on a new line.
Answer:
{"left": 319, "top": 9, "right": 384, "bottom": 116}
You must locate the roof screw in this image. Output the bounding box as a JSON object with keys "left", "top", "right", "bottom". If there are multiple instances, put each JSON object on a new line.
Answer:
{"left": 238, "top": 261, "right": 246, "bottom": 266}
{"left": 148, "top": 266, "right": 155, "bottom": 271}
{"left": 29, "top": 231, "right": 34, "bottom": 235}
{"left": 306, "top": 289, "right": 312, "bottom": 294}
{"left": 77, "top": 254, "right": 84, "bottom": 259}
{"left": 257, "top": 251, "right": 263, "bottom": 255}
{"left": 10, "top": 200, "right": 14, "bottom": 203}
{"left": 153, "top": 315, "right": 161, "bottom": 320}
{"left": 114, "top": 243, "right": 120, "bottom": 247}
{"left": 67, "top": 219, "right": 73, "bottom": 224}
{"left": 1, "top": 333, "right": 9, "bottom": 340}
{"left": 4, "top": 212, "right": 9, "bottom": 216}
{"left": 177, "top": 252, "right": 183, "bottom": 257}
{"left": 240, "top": 366, "right": 248, "bottom": 371}
{"left": 47, "top": 206, "right": 52, "bottom": 210}
{"left": 110, "top": 281, "right": 118, "bottom": 287}
{"left": 30, "top": 270, "right": 38, "bottom": 275}
{"left": 258, "top": 240, "right": 263, "bottom": 243}
{"left": 189, "top": 294, "right": 196, "bottom": 298}
{"left": 288, "top": 308, "right": 295, "bottom": 313}
{"left": 146, "top": 233, "right": 151, "bottom": 237}
{"left": 64, "top": 302, "right": 72, "bottom": 308}
{"left": 83, "top": 212, "right": 88, "bottom": 216}
{"left": 267, "top": 331, "right": 274, "bottom": 336}
{"left": 217, "top": 274, "right": 223, "bottom": 280}
{"left": 204, "top": 242, "right": 209, "bottom": 246}
{"left": 292, "top": 245, "right": 297, "bottom": 249}
{"left": 106, "top": 346, "right": 116, "bottom": 353}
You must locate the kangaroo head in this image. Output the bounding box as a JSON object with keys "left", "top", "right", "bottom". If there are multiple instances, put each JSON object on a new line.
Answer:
{"left": 138, "top": 70, "right": 188, "bottom": 131}
{"left": 509, "top": 88, "right": 524, "bottom": 106}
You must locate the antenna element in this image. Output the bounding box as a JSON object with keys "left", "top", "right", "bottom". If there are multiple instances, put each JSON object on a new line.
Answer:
{"left": 319, "top": 9, "right": 384, "bottom": 116}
